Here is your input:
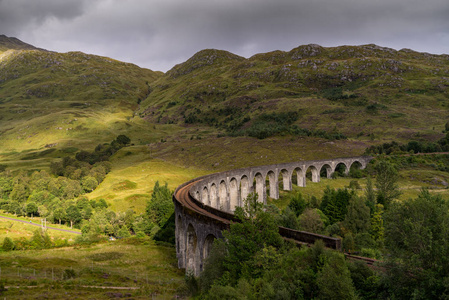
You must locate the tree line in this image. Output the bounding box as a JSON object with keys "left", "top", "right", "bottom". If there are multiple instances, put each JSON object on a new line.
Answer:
{"left": 0, "top": 135, "right": 176, "bottom": 247}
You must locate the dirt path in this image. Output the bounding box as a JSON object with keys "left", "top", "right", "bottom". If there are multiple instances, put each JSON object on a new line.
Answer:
{"left": 0, "top": 215, "right": 81, "bottom": 235}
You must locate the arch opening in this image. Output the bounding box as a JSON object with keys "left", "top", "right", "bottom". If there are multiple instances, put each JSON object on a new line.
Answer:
{"left": 320, "top": 164, "right": 333, "bottom": 179}
{"left": 349, "top": 161, "right": 363, "bottom": 178}
{"left": 334, "top": 162, "right": 349, "bottom": 177}
{"left": 202, "top": 234, "right": 216, "bottom": 271}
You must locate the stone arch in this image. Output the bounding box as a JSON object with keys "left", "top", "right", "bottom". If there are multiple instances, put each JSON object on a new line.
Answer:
{"left": 349, "top": 160, "right": 363, "bottom": 177}
{"left": 320, "top": 164, "right": 333, "bottom": 179}
{"left": 334, "top": 162, "right": 349, "bottom": 177}
{"left": 240, "top": 175, "right": 250, "bottom": 202}
{"left": 202, "top": 186, "right": 209, "bottom": 205}
{"left": 294, "top": 167, "right": 305, "bottom": 187}
{"left": 195, "top": 190, "right": 200, "bottom": 200}
{"left": 219, "top": 180, "right": 227, "bottom": 210}
{"left": 229, "top": 178, "right": 239, "bottom": 211}
{"left": 201, "top": 234, "right": 216, "bottom": 271}
{"left": 176, "top": 214, "right": 185, "bottom": 267}
{"left": 254, "top": 172, "right": 265, "bottom": 204}
{"left": 186, "top": 223, "right": 199, "bottom": 275}
{"left": 306, "top": 165, "right": 320, "bottom": 183}
{"left": 210, "top": 183, "right": 217, "bottom": 208}
{"left": 279, "top": 168, "right": 292, "bottom": 191}
{"left": 267, "top": 170, "right": 278, "bottom": 199}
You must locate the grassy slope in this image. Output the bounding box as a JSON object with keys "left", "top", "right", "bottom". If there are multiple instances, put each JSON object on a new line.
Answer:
{"left": 0, "top": 45, "right": 161, "bottom": 155}
{"left": 0, "top": 238, "right": 185, "bottom": 299}
{"left": 0, "top": 214, "right": 80, "bottom": 244}
{"left": 1, "top": 41, "right": 448, "bottom": 216}
{"left": 140, "top": 45, "right": 449, "bottom": 143}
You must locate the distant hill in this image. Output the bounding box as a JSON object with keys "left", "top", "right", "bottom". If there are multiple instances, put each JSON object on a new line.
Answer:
{"left": 0, "top": 36, "right": 162, "bottom": 155}
{"left": 139, "top": 44, "right": 449, "bottom": 142}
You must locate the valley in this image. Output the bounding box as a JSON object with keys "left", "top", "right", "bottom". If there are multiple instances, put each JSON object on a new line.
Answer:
{"left": 0, "top": 35, "right": 449, "bottom": 298}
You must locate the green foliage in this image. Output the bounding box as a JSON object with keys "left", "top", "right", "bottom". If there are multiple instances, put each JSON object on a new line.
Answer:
{"left": 277, "top": 206, "right": 299, "bottom": 230}
{"left": 201, "top": 234, "right": 365, "bottom": 299}
{"left": 74, "top": 135, "right": 131, "bottom": 165}
{"left": 348, "top": 261, "right": 384, "bottom": 299}
{"left": 384, "top": 189, "right": 449, "bottom": 298}
{"left": 287, "top": 192, "right": 307, "bottom": 216}
{"left": 343, "top": 233, "right": 355, "bottom": 253}
{"left": 25, "top": 202, "right": 39, "bottom": 217}
{"left": 117, "top": 226, "right": 131, "bottom": 238}
{"left": 222, "top": 209, "right": 283, "bottom": 281}
{"left": 320, "top": 186, "right": 354, "bottom": 224}
{"left": 344, "top": 196, "right": 371, "bottom": 235}
{"left": 30, "top": 229, "right": 53, "bottom": 249}
{"left": 66, "top": 205, "right": 82, "bottom": 228}
{"left": 63, "top": 268, "right": 76, "bottom": 280}
{"left": 298, "top": 208, "right": 324, "bottom": 233}
{"left": 145, "top": 181, "right": 174, "bottom": 228}
{"left": 2, "top": 237, "right": 15, "bottom": 251}
{"left": 237, "top": 192, "right": 263, "bottom": 220}
{"left": 365, "top": 177, "right": 376, "bottom": 212}
{"left": 115, "top": 134, "right": 131, "bottom": 145}
{"left": 365, "top": 137, "right": 449, "bottom": 155}
{"left": 153, "top": 212, "right": 176, "bottom": 244}
{"left": 374, "top": 159, "right": 401, "bottom": 208}
{"left": 237, "top": 111, "right": 299, "bottom": 139}
{"left": 316, "top": 251, "right": 357, "bottom": 299}
{"left": 370, "top": 204, "right": 384, "bottom": 243}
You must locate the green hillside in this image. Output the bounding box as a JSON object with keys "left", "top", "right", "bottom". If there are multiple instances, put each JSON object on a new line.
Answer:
{"left": 140, "top": 44, "right": 449, "bottom": 143}
{"left": 1, "top": 36, "right": 449, "bottom": 214}
{"left": 0, "top": 35, "right": 162, "bottom": 159}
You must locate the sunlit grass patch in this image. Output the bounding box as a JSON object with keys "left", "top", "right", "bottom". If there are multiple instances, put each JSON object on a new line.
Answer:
{"left": 112, "top": 180, "right": 138, "bottom": 191}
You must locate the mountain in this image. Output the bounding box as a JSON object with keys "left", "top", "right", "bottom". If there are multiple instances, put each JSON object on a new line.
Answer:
{"left": 0, "top": 36, "right": 162, "bottom": 158}
{"left": 139, "top": 44, "right": 449, "bottom": 143}
{"left": 0, "top": 35, "right": 43, "bottom": 52}
{"left": 1, "top": 36, "right": 449, "bottom": 171}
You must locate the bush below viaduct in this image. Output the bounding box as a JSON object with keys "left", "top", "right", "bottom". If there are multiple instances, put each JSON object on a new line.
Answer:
{"left": 173, "top": 156, "right": 372, "bottom": 276}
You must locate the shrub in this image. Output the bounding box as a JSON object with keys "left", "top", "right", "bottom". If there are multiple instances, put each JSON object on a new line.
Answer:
{"left": 2, "top": 237, "right": 14, "bottom": 251}
{"left": 63, "top": 269, "right": 76, "bottom": 280}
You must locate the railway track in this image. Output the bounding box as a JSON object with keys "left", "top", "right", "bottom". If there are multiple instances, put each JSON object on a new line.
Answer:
{"left": 174, "top": 181, "right": 231, "bottom": 225}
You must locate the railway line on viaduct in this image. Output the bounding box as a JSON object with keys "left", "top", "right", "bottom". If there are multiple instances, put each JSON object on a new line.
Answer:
{"left": 173, "top": 156, "right": 374, "bottom": 276}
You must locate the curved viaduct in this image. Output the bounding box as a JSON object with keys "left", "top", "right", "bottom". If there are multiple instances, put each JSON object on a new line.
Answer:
{"left": 174, "top": 156, "right": 372, "bottom": 276}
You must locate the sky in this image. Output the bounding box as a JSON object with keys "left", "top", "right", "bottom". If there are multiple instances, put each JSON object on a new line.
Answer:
{"left": 1, "top": 0, "right": 449, "bottom": 72}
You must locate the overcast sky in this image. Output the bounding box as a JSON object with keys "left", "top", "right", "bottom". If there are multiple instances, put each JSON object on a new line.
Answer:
{"left": 1, "top": 0, "right": 448, "bottom": 72}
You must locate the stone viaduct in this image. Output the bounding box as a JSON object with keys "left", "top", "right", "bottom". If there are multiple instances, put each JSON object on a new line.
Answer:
{"left": 173, "top": 156, "right": 372, "bottom": 276}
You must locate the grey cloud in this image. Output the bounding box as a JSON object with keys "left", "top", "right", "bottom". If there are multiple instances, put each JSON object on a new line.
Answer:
{"left": 2, "top": 0, "right": 449, "bottom": 71}
{"left": 0, "top": 0, "right": 91, "bottom": 35}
